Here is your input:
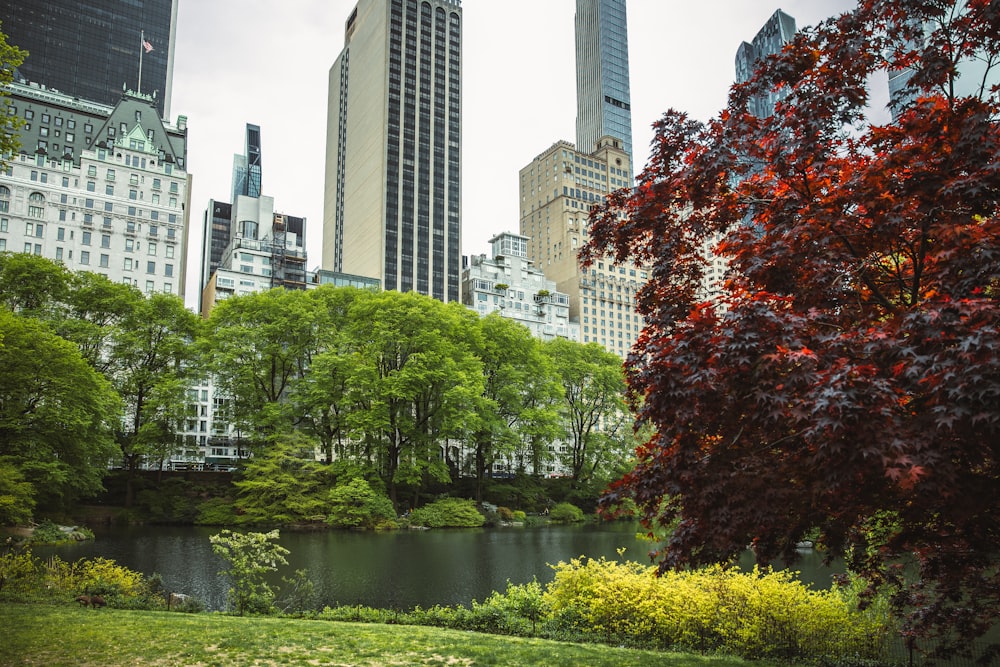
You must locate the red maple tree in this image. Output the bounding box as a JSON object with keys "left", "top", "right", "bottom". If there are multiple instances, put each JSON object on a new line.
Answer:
{"left": 583, "top": 0, "right": 1000, "bottom": 651}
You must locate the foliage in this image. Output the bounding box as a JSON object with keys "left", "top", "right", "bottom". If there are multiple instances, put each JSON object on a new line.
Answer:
{"left": 548, "top": 502, "right": 585, "bottom": 524}
{"left": 0, "top": 458, "right": 34, "bottom": 525}
{"left": 0, "top": 25, "right": 27, "bottom": 170}
{"left": 582, "top": 0, "right": 1000, "bottom": 648}
{"left": 28, "top": 520, "right": 93, "bottom": 545}
{"left": 0, "top": 308, "right": 120, "bottom": 517}
{"left": 194, "top": 496, "right": 240, "bottom": 526}
{"left": 0, "top": 549, "right": 38, "bottom": 598}
{"left": 543, "top": 339, "right": 631, "bottom": 486}
{"left": 407, "top": 497, "right": 485, "bottom": 528}
{"left": 231, "top": 433, "right": 327, "bottom": 525}
{"left": 326, "top": 477, "right": 397, "bottom": 530}
{"left": 543, "top": 556, "right": 890, "bottom": 661}
{"left": 209, "top": 529, "right": 289, "bottom": 616}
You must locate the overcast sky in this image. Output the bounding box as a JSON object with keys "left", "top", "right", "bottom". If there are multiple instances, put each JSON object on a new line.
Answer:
{"left": 171, "top": 0, "right": 863, "bottom": 306}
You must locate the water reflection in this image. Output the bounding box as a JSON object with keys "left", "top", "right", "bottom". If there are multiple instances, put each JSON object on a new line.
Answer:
{"left": 34, "top": 523, "right": 843, "bottom": 612}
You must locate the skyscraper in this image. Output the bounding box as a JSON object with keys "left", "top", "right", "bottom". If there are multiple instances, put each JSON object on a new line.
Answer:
{"left": 2, "top": 0, "right": 178, "bottom": 119}
{"left": 734, "top": 9, "right": 796, "bottom": 118}
{"left": 575, "top": 0, "right": 633, "bottom": 174}
{"left": 323, "top": 0, "right": 462, "bottom": 303}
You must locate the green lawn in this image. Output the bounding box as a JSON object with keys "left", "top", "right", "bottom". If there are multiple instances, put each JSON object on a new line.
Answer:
{"left": 2, "top": 603, "right": 775, "bottom": 667}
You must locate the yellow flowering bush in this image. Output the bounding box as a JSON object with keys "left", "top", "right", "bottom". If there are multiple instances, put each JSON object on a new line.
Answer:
{"left": 543, "top": 555, "right": 892, "bottom": 660}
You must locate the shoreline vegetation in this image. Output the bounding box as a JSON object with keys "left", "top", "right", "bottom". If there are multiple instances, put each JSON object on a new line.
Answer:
{"left": 1, "top": 538, "right": 896, "bottom": 665}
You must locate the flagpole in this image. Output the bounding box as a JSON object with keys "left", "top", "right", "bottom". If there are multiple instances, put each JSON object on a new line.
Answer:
{"left": 138, "top": 30, "right": 144, "bottom": 95}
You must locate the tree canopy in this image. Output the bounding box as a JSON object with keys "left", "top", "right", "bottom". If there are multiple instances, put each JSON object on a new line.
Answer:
{"left": 583, "top": 0, "right": 999, "bottom": 649}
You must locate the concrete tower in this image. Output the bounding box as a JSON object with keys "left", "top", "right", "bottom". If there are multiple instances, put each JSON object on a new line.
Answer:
{"left": 323, "top": 0, "right": 462, "bottom": 303}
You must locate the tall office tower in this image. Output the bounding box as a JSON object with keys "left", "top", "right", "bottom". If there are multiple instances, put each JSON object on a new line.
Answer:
{"left": 201, "top": 124, "right": 263, "bottom": 292}
{"left": 519, "top": 137, "right": 644, "bottom": 358}
{"left": 1, "top": 83, "right": 190, "bottom": 298}
{"left": 231, "top": 124, "right": 262, "bottom": 202}
{"left": 199, "top": 124, "right": 307, "bottom": 315}
{"left": 734, "top": 9, "right": 796, "bottom": 119}
{"left": 323, "top": 0, "right": 462, "bottom": 303}
{"left": 2, "top": 0, "right": 178, "bottom": 119}
{"left": 575, "top": 0, "right": 633, "bottom": 176}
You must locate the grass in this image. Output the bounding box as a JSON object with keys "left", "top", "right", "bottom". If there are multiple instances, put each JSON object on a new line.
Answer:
{"left": 1, "top": 603, "right": 776, "bottom": 667}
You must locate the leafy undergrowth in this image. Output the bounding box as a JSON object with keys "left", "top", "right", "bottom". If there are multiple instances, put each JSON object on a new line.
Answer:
{"left": 2, "top": 603, "right": 770, "bottom": 667}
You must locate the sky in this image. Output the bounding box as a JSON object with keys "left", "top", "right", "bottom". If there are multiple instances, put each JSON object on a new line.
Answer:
{"left": 171, "top": 0, "right": 862, "bottom": 306}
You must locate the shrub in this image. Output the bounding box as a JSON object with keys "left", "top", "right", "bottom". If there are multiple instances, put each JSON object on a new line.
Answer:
{"left": 326, "top": 478, "right": 397, "bottom": 530}
{"left": 497, "top": 506, "right": 515, "bottom": 521}
{"left": 210, "top": 529, "right": 289, "bottom": 616}
{"left": 512, "top": 510, "right": 527, "bottom": 522}
{"left": 548, "top": 502, "right": 584, "bottom": 523}
{"left": 28, "top": 521, "right": 93, "bottom": 545}
{"left": 408, "top": 498, "right": 484, "bottom": 528}
{"left": 194, "top": 497, "right": 240, "bottom": 525}
{"left": 0, "top": 549, "right": 40, "bottom": 599}
{"left": 542, "top": 556, "right": 891, "bottom": 661}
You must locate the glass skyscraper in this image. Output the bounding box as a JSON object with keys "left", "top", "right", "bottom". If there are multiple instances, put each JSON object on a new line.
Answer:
{"left": 1, "top": 0, "right": 178, "bottom": 118}
{"left": 323, "top": 0, "right": 462, "bottom": 303}
{"left": 734, "top": 9, "right": 796, "bottom": 119}
{"left": 575, "top": 0, "right": 633, "bottom": 176}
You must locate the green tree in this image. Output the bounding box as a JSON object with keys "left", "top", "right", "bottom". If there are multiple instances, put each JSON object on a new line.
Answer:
{"left": 209, "top": 529, "right": 289, "bottom": 616}
{"left": 207, "top": 288, "right": 321, "bottom": 440}
{"left": 544, "top": 340, "right": 629, "bottom": 486}
{"left": 0, "top": 458, "right": 34, "bottom": 525}
{"left": 109, "top": 293, "right": 202, "bottom": 506}
{"left": 0, "top": 309, "right": 119, "bottom": 516}
{"left": 232, "top": 432, "right": 327, "bottom": 524}
{"left": 326, "top": 477, "right": 396, "bottom": 529}
{"left": 0, "top": 252, "right": 71, "bottom": 315}
{"left": 345, "top": 292, "right": 483, "bottom": 509}
{"left": 0, "top": 25, "right": 27, "bottom": 169}
{"left": 468, "top": 315, "right": 561, "bottom": 500}
{"left": 291, "top": 286, "right": 370, "bottom": 463}
{"left": 58, "top": 271, "right": 142, "bottom": 373}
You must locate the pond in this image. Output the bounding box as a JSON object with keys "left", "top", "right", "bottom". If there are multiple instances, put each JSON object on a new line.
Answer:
{"left": 35, "top": 523, "right": 844, "bottom": 612}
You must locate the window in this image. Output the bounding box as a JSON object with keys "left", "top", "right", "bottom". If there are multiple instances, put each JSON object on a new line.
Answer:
{"left": 82, "top": 231, "right": 91, "bottom": 245}
{"left": 145, "top": 280, "right": 154, "bottom": 294}
{"left": 99, "top": 254, "right": 109, "bottom": 268}
{"left": 125, "top": 239, "right": 134, "bottom": 252}
{"left": 65, "top": 133, "right": 74, "bottom": 143}
{"left": 105, "top": 184, "right": 114, "bottom": 195}
{"left": 0, "top": 218, "right": 6, "bottom": 232}
{"left": 129, "top": 189, "right": 137, "bottom": 200}
{"left": 87, "top": 165, "right": 96, "bottom": 177}
{"left": 149, "top": 225, "right": 158, "bottom": 236}
{"left": 0, "top": 186, "right": 9, "bottom": 213}
{"left": 124, "top": 258, "right": 133, "bottom": 270}
{"left": 165, "top": 245, "right": 174, "bottom": 259}
{"left": 85, "top": 198, "right": 94, "bottom": 209}
{"left": 126, "top": 221, "right": 135, "bottom": 233}
{"left": 148, "top": 241, "right": 157, "bottom": 255}
{"left": 80, "top": 251, "right": 90, "bottom": 265}
{"left": 129, "top": 174, "right": 139, "bottom": 186}
{"left": 169, "top": 182, "right": 179, "bottom": 194}
{"left": 164, "top": 264, "right": 173, "bottom": 277}
{"left": 101, "top": 234, "right": 110, "bottom": 248}
{"left": 87, "top": 181, "right": 95, "bottom": 192}
{"left": 28, "top": 193, "right": 45, "bottom": 219}
{"left": 57, "top": 227, "right": 65, "bottom": 241}
{"left": 24, "top": 110, "right": 33, "bottom": 120}
{"left": 106, "top": 169, "right": 115, "bottom": 181}
{"left": 146, "top": 261, "right": 155, "bottom": 274}
{"left": 152, "top": 178, "right": 161, "bottom": 190}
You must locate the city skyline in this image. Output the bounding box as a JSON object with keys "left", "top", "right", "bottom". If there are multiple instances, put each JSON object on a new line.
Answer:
{"left": 159, "top": 0, "right": 866, "bottom": 309}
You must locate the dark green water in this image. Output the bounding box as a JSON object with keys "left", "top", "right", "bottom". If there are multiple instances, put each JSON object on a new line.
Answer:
{"left": 35, "top": 523, "right": 843, "bottom": 612}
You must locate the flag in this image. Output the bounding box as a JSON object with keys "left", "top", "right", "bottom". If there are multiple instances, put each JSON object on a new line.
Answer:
{"left": 142, "top": 38, "right": 153, "bottom": 53}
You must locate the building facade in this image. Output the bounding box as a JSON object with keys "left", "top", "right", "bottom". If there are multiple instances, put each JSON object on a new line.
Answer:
{"left": 1, "top": 83, "right": 190, "bottom": 298}
{"left": 3, "top": 0, "right": 179, "bottom": 119}
{"left": 519, "top": 138, "right": 644, "bottom": 358}
{"left": 323, "top": 0, "right": 462, "bottom": 303}
{"left": 734, "top": 9, "right": 796, "bottom": 118}
{"left": 575, "top": 0, "right": 633, "bottom": 175}
{"left": 462, "top": 232, "right": 579, "bottom": 342}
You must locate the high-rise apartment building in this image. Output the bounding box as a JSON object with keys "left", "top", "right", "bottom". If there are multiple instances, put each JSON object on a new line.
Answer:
{"left": 575, "top": 0, "right": 633, "bottom": 175}
{"left": 2, "top": 0, "right": 178, "bottom": 119}
{"left": 462, "top": 232, "right": 579, "bottom": 343}
{"left": 519, "top": 138, "right": 644, "bottom": 357}
{"left": 323, "top": 0, "right": 462, "bottom": 303}
{"left": 1, "top": 82, "right": 190, "bottom": 298}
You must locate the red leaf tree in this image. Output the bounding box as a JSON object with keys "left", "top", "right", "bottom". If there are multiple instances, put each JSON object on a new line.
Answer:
{"left": 583, "top": 0, "right": 1000, "bottom": 650}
